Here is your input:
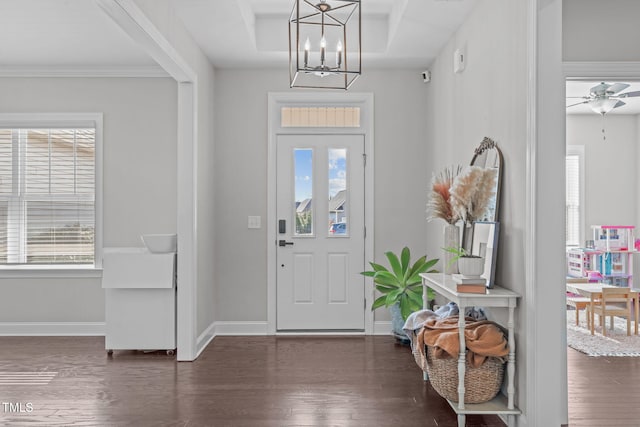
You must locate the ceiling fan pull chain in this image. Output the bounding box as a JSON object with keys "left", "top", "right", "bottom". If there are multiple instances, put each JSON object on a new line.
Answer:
{"left": 602, "top": 113, "right": 607, "bottom": 141}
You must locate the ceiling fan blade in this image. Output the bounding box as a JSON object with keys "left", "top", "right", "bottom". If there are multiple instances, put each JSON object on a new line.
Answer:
{"left": 606, "top": 82, "right": 630, "bottom": 94}
{"left": 613, "top": 100, "right": 626, "bottom": 109}
{"left": 617, "top": 90, "right": 640, "bottom": 98}
{"left": 566, "top": 100, "right": 589, "bottom": 108}
{"left": 590, "top": 82, "right": 610, "bottom": 95}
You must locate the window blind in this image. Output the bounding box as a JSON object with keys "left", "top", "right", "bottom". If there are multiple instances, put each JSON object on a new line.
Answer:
{"left": 0, "top": 128, "right": 95, "bottom": 265}
{"left": 566, "top": 154, "right": 580, "bottom": 246}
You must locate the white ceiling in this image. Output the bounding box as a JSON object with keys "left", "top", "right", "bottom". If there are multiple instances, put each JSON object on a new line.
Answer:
{"left": 0, "top": 0, "right": 157, "bottom": 69}
{"left": 0, "top": 0, "right": 479, "bottom": 72}
{"left": 566, "top": 81, "right": 640, "bottom": 116}
{"left": 4, "top": 2, "right": 640, "bottom": 117}
{"left": 169, "top": 0, "right": 479, "bottom": 69}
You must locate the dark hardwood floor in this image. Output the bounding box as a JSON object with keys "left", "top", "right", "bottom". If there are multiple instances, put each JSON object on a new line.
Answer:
{"left": 1, "top": 335, "right": 637, "bottom": 426}
{"left": 566, "top": 347, "right": 640, "bottom": 427}
{"left": 0, "top": 336, "right": 504, "bottom": 426}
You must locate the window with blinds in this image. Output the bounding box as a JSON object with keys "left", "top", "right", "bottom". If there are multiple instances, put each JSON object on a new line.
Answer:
{"left": 566, "top": 149, "right": 583, "bottom": 247}
{"left": 0, "top": 126, "right": 96, "bottom": 266}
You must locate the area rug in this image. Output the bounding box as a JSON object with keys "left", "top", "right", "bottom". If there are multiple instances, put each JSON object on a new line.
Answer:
{"left": 566, "top": 310, "right": 640, "bottom": 356}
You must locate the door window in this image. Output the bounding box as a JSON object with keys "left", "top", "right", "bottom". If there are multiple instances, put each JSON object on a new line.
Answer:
{"left": 328, "top": 148, "right": 348, "bottom": 236}
{"left": 294, "top": 148, "right": 313, "bottom": 236}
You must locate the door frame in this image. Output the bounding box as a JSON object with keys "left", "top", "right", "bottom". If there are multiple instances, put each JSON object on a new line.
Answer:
{"left": 267, "top": 92, "right": 374, "bottom": 334}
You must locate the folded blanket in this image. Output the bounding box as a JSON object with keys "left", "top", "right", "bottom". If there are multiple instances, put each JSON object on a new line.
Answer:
{"left": 402, "top": 309, "right": 439, "bottom": 349}
{"left": 402, "top": 304, "right": 488, "bottom": 349}
{"left": 417, "top": 316, "right": 508, "bottom": 368}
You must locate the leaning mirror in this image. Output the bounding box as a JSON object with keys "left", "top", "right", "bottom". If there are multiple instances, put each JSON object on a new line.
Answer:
{"left": 470, "top": 137, "right": 503, "bottom": 222}
{"left": 471, "top": 221, "right": 500, "bottom": 288}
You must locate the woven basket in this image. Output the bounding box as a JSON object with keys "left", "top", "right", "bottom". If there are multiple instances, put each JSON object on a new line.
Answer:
{"left": 424, "top": 345, "right": 505, "bottom": 404}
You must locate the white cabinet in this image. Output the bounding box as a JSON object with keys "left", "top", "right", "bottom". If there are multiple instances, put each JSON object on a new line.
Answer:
{"left": 102, "top": 248, "right": 176, "bottom": 354}
{"left": 420, "top": 273, "right": 520, "bottom": 427}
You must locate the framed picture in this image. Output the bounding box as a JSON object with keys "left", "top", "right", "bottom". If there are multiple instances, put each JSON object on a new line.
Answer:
{"left": 471, "top": 221, "right": 500, "bottom": 288}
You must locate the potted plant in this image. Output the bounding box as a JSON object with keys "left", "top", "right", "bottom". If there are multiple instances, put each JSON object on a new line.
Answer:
{"left": 427, "top": 165, "right": 497, "bottom": 274}
{"left": 443, "top": 246, "right": 485, "bottom": 277}
{"left": 361, "top": 247, "right": 438, "bottom": 339}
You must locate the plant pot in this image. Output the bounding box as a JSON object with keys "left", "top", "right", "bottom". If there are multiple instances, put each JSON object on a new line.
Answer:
{"left": 457, "top": 256, "right": 485, "bottom": 277}
{"left": 389, "top": 303, "right": 409, "bottom": 341}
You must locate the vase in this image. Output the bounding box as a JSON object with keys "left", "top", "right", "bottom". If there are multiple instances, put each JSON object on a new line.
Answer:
{"left": 443, "top": 224, "right": 460, "bottom": 275}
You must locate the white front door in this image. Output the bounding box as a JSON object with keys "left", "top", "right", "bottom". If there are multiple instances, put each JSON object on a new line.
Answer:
{"left": 276, "top": 134, "right": 365, "bottom": 331}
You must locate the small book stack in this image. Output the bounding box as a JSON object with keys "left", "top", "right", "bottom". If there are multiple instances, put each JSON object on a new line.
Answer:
{"left": 452, "top": 274, "right": 487, "bottom": 294}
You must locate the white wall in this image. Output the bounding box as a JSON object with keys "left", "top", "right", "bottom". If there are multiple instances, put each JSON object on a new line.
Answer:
{"left": 425, "top": 0, "right": 528, "bottom": 300}
{"left": 567, "top": 115, "right": 638, "bottom": 233}
{"left": 0, "top": 77, "right": 177, "bottom": 324}
{"left": 535, "top": 2, "right": 568, "bottom": 423}
{"left": 567, "top": 114, "right": 640, "bottom": 281}
{"left": 425, "top": 1, "right": 528, "bottom": 289}
{"left": 563, "top": 0, "right": 640, "bottom": 62}
{"left": 424, "top": 0, "right": 569, "bottom": 424}
{"left": 132, "top": 0, "right": 218, "bottom": 340}
{"left": 213, "top": 69, "right": 430, "bottom": 322}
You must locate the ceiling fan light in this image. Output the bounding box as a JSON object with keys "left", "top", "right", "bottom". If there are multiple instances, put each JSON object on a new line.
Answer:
{"left": 590, "top": 98, "right": 619, "bottom": 115}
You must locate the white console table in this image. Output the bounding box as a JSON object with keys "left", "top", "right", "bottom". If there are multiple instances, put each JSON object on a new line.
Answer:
{"left": 420, "top": 273, "right": 521, "bottom": 427}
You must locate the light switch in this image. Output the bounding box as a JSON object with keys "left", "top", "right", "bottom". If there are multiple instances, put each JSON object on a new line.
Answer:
{"left": 248, "top": 216, "right": 261, "bottom": 229}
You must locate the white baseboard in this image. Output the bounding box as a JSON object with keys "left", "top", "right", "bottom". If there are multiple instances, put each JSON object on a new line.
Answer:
{"left": 214, "top": 321, "right": 269, "bottom": 336}
{"left": 0, "top": 322, "right": 105, "bottom": 336}
{"left": 213, "top": 321, "right": 392, "bottom": 336}
{"left": 0, "top": 320, "right": 392, "bottom": 339}
{"left": 373, "top": 321, "right": 393, "bottom": 335}
{"left": 195, "top": 321, "right": 216, "bottom": 358}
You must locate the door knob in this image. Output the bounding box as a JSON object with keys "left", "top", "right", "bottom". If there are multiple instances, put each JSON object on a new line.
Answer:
{"left": 278, "top": 240, "right": 294, "bottom": 247}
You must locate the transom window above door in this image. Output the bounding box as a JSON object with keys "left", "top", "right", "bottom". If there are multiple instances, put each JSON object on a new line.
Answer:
{"left": 281, "top": 107, "right": 360, "bottom": 127}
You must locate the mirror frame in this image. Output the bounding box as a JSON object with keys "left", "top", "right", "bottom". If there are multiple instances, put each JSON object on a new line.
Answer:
{"left": 470, "top": 137, "right": 503, "bottom": 223}
{"left": 470, "top": 221, "right": 500, "bottom": 288}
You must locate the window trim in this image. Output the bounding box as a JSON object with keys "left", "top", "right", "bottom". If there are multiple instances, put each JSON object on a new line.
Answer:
{"left": 0, "top": 113, "right": 103, "bottom": 276}
{"left": 566, "top": 145, "right": 585, "bottom": 247}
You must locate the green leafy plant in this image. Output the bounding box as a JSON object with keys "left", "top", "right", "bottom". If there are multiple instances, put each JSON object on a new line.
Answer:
{"left": 361, "top": 247, "right": 438, "bottom": 320}
{"left": 444, "top": 246, "right": 485, "bottom": 278}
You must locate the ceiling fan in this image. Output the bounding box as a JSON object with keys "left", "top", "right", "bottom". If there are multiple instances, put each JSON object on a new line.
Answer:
{"left": 567, "top": 82, "right": 640, "bottom": 115}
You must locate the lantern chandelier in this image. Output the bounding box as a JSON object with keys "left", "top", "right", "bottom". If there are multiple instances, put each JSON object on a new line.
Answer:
{"left": 289, "top": 0, "right": 361, "bottom": 90}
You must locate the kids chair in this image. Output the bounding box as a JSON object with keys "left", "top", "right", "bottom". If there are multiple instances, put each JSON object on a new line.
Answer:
{"left": 586, "top": 287, "right": 633, "bottom": 336}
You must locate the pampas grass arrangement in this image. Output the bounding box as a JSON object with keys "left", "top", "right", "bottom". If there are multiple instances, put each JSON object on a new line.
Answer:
{"left": 450, "top": 166, "right": 497, "bottom": 223}
{"left": 427, "top": 165, "right": 463, "bottom": 224}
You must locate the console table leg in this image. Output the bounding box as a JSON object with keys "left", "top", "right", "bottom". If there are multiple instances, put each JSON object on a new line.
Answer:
{"left": 457, "top": 304, "right": 466, "bottom": 409}
{"left": 507, "top": 304, "right": 516, "bottom": 409}
{"left": 457, "top": 413, "right": 465, "bottom": 427}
